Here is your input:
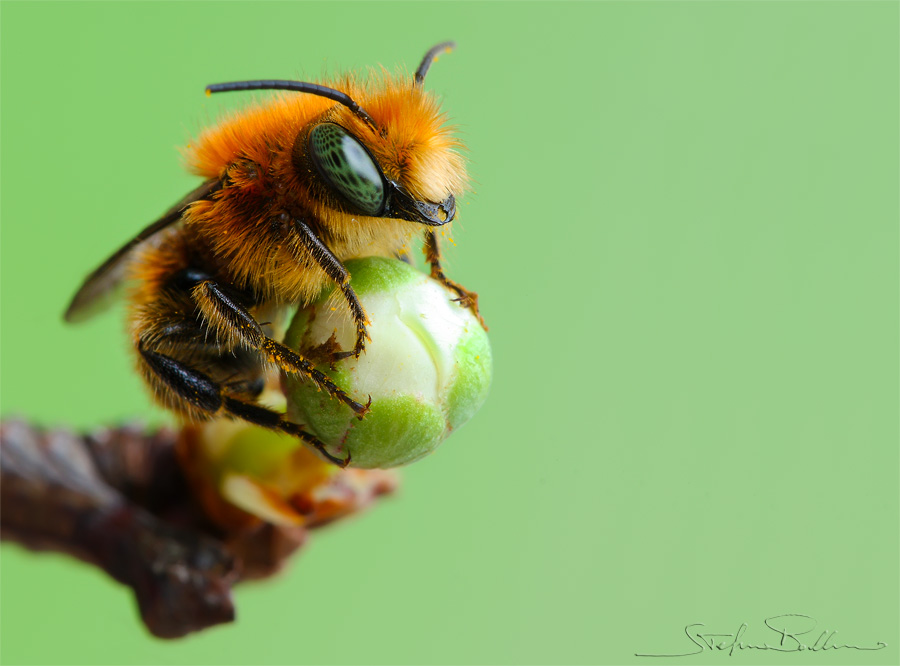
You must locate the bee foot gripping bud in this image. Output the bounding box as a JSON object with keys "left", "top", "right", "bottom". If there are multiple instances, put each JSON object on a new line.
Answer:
{"left": 283, "top": 257, "right": 492, "bottom": 469}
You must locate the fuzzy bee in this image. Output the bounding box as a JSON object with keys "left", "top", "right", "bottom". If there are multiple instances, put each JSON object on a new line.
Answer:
{"left": 64, "top": 42, "right": 480, "bottom": 466}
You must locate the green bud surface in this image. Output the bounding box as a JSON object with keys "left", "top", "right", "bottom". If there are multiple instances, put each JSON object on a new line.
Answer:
{"left": 283, "top": 257, "right": 492, "bottom": 468}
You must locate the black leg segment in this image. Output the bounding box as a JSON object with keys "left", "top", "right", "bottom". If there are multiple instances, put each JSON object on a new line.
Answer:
{"left": 139, "top": 346, "right": 223, "bottom": 413}
{"left": 138, "top": 342, "right": 350, "bottom": 467}
{"left": 226, "top": 399, "right": 350, "bottom": 467}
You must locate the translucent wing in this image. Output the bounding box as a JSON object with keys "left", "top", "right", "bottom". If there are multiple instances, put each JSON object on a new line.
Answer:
{"left": 64, "top": 179, "right": 221, "bottom": 323}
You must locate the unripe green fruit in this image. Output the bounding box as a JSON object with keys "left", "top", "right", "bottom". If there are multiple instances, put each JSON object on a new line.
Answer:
{"left": 283, "top": 257, "right": 492, "bottom": 468}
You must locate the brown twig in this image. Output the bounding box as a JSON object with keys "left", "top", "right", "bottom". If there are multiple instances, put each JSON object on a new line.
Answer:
{"left": 0, "top": 419, "right": 397, "bottom": 639}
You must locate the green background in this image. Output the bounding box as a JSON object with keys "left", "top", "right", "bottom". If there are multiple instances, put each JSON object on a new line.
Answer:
{"left": 1, "top": 1, "right": 897, "bottom": 664}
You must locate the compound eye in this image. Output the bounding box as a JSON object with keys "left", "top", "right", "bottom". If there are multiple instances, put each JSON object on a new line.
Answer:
{"left": 308, "top": 123, "right": 385, "bottom": 216}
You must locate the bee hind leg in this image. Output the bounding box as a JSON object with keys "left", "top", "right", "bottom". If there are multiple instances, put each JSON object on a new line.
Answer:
{"left": 137, "top": 344, "right": 350, "bottom": 467}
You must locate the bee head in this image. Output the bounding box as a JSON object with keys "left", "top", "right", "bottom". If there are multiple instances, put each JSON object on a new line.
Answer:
{"left": 310, "top": 70, "right": 467, "bottom": 226}
{"left": 206, "top": 43, "right": 467, "bottom": 227}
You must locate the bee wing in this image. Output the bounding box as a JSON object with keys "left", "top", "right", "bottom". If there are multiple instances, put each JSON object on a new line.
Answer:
{"left": 64, "top": 179, "right": 221, "bottom": 323}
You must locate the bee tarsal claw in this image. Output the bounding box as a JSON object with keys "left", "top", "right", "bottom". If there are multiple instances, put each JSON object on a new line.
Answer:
{"left": 315, "top": 442, "right": 350, "bottom": 467}
{"left": 356, "top": 395, "right": 373, "bottom": 420}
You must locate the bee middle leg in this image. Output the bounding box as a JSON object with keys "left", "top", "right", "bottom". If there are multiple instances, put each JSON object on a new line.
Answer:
{"left": 190, "top": 278, "right": 369, "bottom": 416}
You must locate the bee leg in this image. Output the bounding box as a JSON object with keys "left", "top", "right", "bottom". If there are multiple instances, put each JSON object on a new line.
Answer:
{"left": 290, "top": 217, "right": 369, "bottom": 360}
{"left": 137, "top": 344, "right": 351, "bottom": 467}
{"left": 423, "top": 230, "right": 487, "bottom": 329}
{"left": 191, "top": 280, "right": 370, "bottom": 417}
{"left": 219, "top": 398, "right": 351, "bottom": 467}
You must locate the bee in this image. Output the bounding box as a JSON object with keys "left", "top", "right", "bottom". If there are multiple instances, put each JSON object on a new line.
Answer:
{"left": 64, "top": 42, "right": 480, "bottom": 467}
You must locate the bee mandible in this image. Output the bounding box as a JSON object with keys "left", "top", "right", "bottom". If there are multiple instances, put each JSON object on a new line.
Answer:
{"left": 64, "top": 42, "right": 481, "bottom": 466}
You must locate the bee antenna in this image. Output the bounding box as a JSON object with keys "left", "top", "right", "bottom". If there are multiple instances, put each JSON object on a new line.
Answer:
{"left": 205, "top": 80, "right": 378, "bottom": 132}
{"left": 414, "top": 41, "right": 456, "bottom": 87}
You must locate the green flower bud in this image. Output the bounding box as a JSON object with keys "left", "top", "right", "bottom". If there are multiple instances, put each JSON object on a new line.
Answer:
{"left": 283, "top": 257, "right": 492, "bottom": 468}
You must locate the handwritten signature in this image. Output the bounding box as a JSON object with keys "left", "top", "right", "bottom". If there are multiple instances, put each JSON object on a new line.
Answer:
{"left": 635, "top": 614, "right": 887, "bottom": 657}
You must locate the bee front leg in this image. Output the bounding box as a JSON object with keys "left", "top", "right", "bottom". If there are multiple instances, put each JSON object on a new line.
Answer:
{"left": 191, "top": 279, "right": 370, "bottom": 417}
{"left": 288, "top": 216, "right": 370, "bottom": 360}
{"left": 424, "top": 230, "right": 486, "bottom": 329}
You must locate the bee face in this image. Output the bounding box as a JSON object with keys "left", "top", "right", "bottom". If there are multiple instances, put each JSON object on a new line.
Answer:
{"left": 297, "top": 79, "right": 466, "bottom": 226}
